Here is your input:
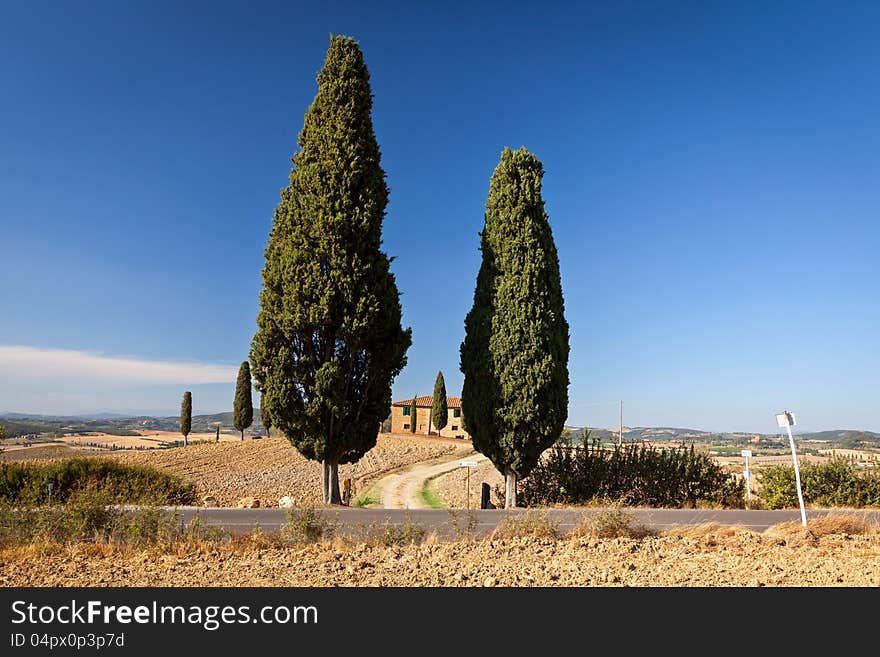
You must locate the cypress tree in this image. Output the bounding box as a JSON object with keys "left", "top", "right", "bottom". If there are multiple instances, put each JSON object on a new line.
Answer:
{"left": 409, "top": 397, "right": 417, "bottom": 434}
{"left": 233, "top": 361, "right": 254, "bottom": 441}
{"left": 431, "top": 371, "right": 448, "bottom": 436}
{"left": 215, "top": 423, "right": 220, "bottom": 443}
{"left": 180, "top": 391, "right": 192, "bottom": 447}
{"left": 261, "top": 405, "right": 272, "bottom": 438}
{"left": 250, "top": 36, "right": 411, "bottom": 505}
{"left": 460, "top": 147, "right": 570, "bottom": 508}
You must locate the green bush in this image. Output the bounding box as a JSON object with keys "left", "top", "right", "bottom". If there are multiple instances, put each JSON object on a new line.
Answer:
{"left": 0, "top": 458, "right": 197, "bottom": 506}
{"left": 518, "top": 439, "right": 744, "bottom": 508}
{"left": 759, "top": 458, "right": 880, "bottom": 509}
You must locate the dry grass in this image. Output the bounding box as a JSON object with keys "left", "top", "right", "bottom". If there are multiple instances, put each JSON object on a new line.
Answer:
{"left": 803, "top": 513, "right": 874, "bottom": 536}
{"left": 763, "top": 513, "right": 875, "bottom": 547}
{"left": 663, "top": 522, "right": 753, "bottom": 539}
{"left": 573, "top": 508, "right": 657, "bottom": 539}
{"left": 490, "top": 511, "right": 561, "bottom": 540}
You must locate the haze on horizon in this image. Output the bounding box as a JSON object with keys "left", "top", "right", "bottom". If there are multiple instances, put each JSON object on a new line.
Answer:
{"left": 2, "top": 3, "right": 878, "bottom": 436}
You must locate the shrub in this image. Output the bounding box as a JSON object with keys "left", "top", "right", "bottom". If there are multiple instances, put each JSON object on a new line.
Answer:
{"left": 381, "top": 517, "right": 427, "bottom": 546}
{"left": 519, "top": 439, "right": 744, "bottom": 508}
{"left": 447, "top": 510, "right": 478, "bottom": 540}
{"left": 285, "top": 508, "right": 336, "bottom": 543}
{"left": 758, "top": 458, "right": 880, "bottom": 509}
{"left": 0, "top": 458, "right": 197, "bottom": 506}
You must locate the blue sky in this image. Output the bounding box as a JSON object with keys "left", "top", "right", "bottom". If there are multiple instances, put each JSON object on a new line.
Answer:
{"left": 2, "top": 1, "right": 879, "bottom": 433}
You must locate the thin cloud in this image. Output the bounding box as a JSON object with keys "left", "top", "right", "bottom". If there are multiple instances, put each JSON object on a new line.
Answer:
{"left": 0, "top": 345, "right": 239, "bottom": 386}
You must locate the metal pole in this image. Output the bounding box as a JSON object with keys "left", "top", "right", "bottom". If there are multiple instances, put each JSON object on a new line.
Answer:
{"left": 619, "top": 400, "right": 623, "bottom": 446}
{"left": 466, "top": 468, "right": 470, "bottom": 510}
{"left": 785, "top": 424, "right": 807, "bottom": 527}
{"left": 744, "top": 454, "right": 751, "bottom": 502}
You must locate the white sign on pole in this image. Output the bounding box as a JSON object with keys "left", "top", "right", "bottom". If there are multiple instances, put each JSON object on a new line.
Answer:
{"left": 776, "top": 412, "right": 796, "bottom": 428}
{"left": 776, "top": 410, "right": 807, "bottom": 527}
{"left": 741, "top": 450, "right": 752, "bottom": 458}
{"left": 459, "top": 461, "right": 477, "bottom": 510}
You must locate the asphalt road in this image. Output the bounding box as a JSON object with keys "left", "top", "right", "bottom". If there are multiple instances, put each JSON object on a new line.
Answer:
{"left": 170, "top": 507, "right": 880, "bottom": 539}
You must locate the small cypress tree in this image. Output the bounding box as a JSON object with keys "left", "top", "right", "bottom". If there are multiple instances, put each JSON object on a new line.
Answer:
{"left": 261, "top": 405, "right": 272, "bottom": 438}
{"left": 460, "top": 147, "right": 570, "bottom": 508}
{"left": 431, "top": 371, "right": 448, "bottom": 436}
{"left": 409, "top": 397, "right": 417, "bottom": 434}
{"left": 215, "top": 424, "right": 220, "bottom": 443}
{"left": 233, "top": 361, "right": 254, "bottom": 441}
{"left": 180, "top": 391, "right": 192, "bottom": 447}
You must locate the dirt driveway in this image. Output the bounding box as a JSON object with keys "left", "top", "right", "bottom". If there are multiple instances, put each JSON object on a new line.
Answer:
{"left": 370, "top": 448, "right": 486, "bottom": 508}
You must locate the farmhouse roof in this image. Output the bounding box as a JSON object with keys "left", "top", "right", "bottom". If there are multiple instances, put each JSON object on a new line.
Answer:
{"left": 392, "top": 396, "right": 462, "bottom": 409}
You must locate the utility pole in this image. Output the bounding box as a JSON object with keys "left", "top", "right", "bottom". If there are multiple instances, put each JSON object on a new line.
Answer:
{"left": 619, "top": 400, "right": 623, "bottom": 446}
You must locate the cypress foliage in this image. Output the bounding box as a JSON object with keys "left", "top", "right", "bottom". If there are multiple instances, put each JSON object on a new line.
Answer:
{"left": 233, "top": 361, "right": 254, "bottom": 441}
{"left": 460, "top": 147, "right": 570, "bottom": 508}
{"left": 409, "top": 397, "right": 417, "bottom": 433}
{"left": 180, "top": 391, "right": 192, "bottom": 447}
{"left": 431, "top": 371, "right": 448, "bottom": 435}
{"left": 215, "top": 424, "right": 220, "bottom": 443}
{"left": 250, "top": 36, "right": 411, "bottom": 504}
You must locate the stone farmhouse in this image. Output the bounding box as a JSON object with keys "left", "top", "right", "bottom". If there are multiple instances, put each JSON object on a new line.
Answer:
{"left": 390, "top": 396, "right": 469, "bottom": 439}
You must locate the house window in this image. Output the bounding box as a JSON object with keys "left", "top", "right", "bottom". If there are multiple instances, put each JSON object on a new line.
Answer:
{"left": 403, "top": 407, "right": 410, "bottom": 416}
{"left": 403, "top": 423, "right": 409, "bottom": 430}
{"left": 453, "top": 408, "right": 461, "bottom": 418}
{"left": 451, "top": 425, "right": 458, "bottom": 431}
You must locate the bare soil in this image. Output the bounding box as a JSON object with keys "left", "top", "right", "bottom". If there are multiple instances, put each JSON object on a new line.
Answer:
{"left": 2, "top": 520, "right": 879, "bottom": 587}
{"left": 105, "top": 433, "right": 459, "bottom": 507}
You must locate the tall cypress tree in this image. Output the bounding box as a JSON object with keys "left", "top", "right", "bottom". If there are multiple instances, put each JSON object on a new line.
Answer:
{"left": 460, "top": 147, "right": 570, "bottom": 508}
{"left": 409, "top": 396, "right": 417, "bottom": 434}
{"left": 431, "top": 371, "right": 448, "bottom": 436}
{"left": 233, "top": 361, "right": 253, "bottom": 441}
{"left": 250, "top": 36, "right": 411, "bottom": 504}
{"left": 180, "top": 391, "right": 192, "bottom": 447}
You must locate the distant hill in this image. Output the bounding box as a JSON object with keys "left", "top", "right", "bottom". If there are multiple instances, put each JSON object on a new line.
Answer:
{"left": 799, "top": 430, "right": 880, "bottom": 448}
{"left": 563, "top": 426, "right": 880, "bottom": 450}
{"left": 0, "top": 411, "right": 265, "bottom": 439}
{"left": 3, "top": 412, "right": 878, "bottom": 450}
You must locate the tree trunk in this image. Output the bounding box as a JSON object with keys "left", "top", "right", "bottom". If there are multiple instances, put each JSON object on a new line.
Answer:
{"left": 322, "top": 460, "right": 331, "bottom": 504}
{"left": 240, "top": 430, "right": 244, "bottom": 441}
{"left": 504, "top": 467, "right": 517, "bottom": 509}
{"left": 183, "top": 435, "right": 188, "bottom": 447}
{"left": 328, "top": 463, "right": 341, "bottom": 504}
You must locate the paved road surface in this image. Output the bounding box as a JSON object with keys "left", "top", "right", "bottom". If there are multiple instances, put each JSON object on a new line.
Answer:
{"left": 170, "top": 507, "right": 880, "bottom": 539}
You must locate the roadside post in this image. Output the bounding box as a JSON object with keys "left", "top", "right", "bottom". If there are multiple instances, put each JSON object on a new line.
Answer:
{"left": 481, "top": 482, "right": 491, "bottom": 509}
{"left": 741, "top": 449, "right": 752, "bottom": 502}
{"left": 459, "top": 461, "right": 478, "bottom": 509}
{"left": 776, "top": 411, "right": 807, "bottom": 527}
